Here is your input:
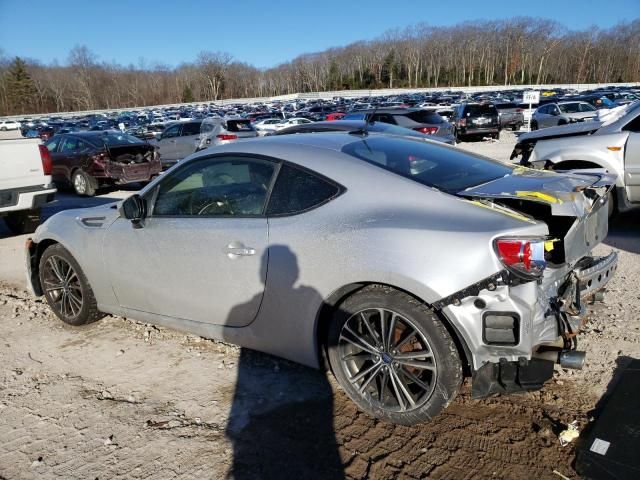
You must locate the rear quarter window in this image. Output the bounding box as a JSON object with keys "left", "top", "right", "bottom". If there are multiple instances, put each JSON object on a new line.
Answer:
{"left": 266, "top": 164, "right": 341, "bottom": 215}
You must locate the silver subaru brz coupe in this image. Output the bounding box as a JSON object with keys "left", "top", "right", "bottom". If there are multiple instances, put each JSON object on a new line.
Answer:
{"left": 26, "top": 132, "right": 617, "bottom": 425}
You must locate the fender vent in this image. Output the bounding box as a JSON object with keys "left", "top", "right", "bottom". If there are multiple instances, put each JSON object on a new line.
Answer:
{"left": 77, "top": 216, "right": 106, "bottom": 228}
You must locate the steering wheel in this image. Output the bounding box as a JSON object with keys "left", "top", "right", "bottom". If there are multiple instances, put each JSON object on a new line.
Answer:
{"left": 197, "top": 199, "right": 234, "bottom": 216}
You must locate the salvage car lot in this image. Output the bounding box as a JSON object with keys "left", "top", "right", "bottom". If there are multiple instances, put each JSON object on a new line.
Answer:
{"left": 1, "top": 130, "right": 640, "bottom": 479}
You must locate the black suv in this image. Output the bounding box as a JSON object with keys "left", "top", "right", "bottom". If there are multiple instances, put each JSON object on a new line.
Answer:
{"left": 342, "top": 108, "right": 455, "bottom": 142}
{"left": 451, "top": 103, "right": 500, "bottom": 141}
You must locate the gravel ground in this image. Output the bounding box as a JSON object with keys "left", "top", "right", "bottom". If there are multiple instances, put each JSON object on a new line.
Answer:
{"left": 1, "top": 130, "right": 639, "bottom": 479}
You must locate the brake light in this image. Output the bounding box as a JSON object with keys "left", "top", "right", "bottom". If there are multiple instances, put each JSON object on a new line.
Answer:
{"left": 39, "top": 144, "right": 52, "bottom": 175}
{"left": 516, "top": 108, "right": 523, "bottom": 113}
{"left": 216, "top": 134, "right": 238, "bottom": 141}
{"left": 414, "top": 126, "right": 438, "bottom": 135}
{"left": 494, "top": 238, "right": 546, "bottom": 279}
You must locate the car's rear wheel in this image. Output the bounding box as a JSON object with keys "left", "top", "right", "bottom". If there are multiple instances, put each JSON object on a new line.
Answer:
{"left": 327, "top": 285, "right": 462, "bottom": 425}
{"left": 72, "top": 170, "right": 97, "bottom": 197}
{"left": 39, "top": 243, "right": 104, "bottom": 326}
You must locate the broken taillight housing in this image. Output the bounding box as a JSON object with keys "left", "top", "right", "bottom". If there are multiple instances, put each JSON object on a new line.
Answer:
{"left": 494, "top": 238, "right": 546, "bottom": 280}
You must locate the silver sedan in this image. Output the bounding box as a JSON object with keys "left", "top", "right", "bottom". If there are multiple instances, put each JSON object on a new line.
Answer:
{"left": 26, "top": 132, "right": 617, "bottom": 424}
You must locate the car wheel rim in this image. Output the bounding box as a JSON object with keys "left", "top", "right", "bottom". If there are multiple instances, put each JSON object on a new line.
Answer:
{"left": 74, "top": 174, "right": 86, "bottom": 194}
{"left": 338, "top": 308, "right": 437, "bottom": 413}
{"left": 42, "top": 255, "right": 83, "bottom": 318}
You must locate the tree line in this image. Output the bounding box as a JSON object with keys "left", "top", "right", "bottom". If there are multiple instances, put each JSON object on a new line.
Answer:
{"left": 1, "top": 17, "right": 639, "bottom": 116}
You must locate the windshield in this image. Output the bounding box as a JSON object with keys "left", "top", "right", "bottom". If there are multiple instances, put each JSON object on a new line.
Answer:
{"left": 465, "top": 105, "right": 497, "bottom": 116}
{"left": 341, "top": 136, "right": 512, "bottom": 193}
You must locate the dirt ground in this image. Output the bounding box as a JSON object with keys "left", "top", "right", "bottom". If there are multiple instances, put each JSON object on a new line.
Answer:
{"left": 1, "top": 130, "right": 639, "bottom": 479}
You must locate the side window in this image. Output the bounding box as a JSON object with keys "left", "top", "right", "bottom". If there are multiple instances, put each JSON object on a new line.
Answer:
{"left": 163, "top": 125, "right": 180, "bottom": 138}
{"left": 266, "top": 164, "right": 340, "bottom": 216}
{"left": 45, "top": 137, "right": 61, "bottom": 152}
{"left": 580, "top": 103, "right": 596, "bottom": 113}
{"left": 622, "top": 114, "right": 640, "bottom": 133}
{"left": 372, "top": 114, "right": 394, "bottom": 124}
{"left": 181, "top": 123, "right": 201, "bottom": 136}
{"left": 60, "top": 137, "right": 85, "bottom": 153}
{"left": 153, "top": 157, "right": 276, "bottom": 217}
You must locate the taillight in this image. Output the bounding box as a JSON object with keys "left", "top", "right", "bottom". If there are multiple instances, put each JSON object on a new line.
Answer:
{"left": 216, "top": 134, "right": 238, "bottom": 141}
{"left": 39, "top": 144, "right": 52, "bottom": 175}
{"left": 413, "top": 126, "right": 438, "bottom": 135}
{"left": 516, "top": 108, "right": 523, "bottom": 113}
{"left": 494, "top": 238, "right": 546, "bottom": 279}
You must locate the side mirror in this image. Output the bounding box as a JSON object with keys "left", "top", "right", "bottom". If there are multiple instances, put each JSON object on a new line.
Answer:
{"left": 120, "top": 194, "right": 147, "bottom": 228}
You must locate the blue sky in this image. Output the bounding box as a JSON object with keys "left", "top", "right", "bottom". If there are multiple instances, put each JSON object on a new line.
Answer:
{"left": 0, "top": 0, "right": 638, "bottom": 68}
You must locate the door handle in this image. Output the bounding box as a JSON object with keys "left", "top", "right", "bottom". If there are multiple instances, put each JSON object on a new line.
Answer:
{"left": 226, "top": 243, "right": 256, "bottom": 258}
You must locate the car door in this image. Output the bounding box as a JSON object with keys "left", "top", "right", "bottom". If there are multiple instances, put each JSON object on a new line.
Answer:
{"left": 55, "top": 136, "right": 86, "bottom": 183}
{"left": 157, "top": 124, "right": 181, "bottom": 161}
{"left": 44, "top": 136, "right": 65, "bottom": 183}
{"left": 103, "top": 154, "right": 277, "bottom": 327}
{"left": 174, "top": 122, "right": 201, "bottom": 160}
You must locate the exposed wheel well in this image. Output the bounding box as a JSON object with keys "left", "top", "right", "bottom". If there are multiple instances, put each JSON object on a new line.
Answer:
{"left": 28, "top": 239, "right": 59, "bottom": 295}
{"left": 315, "top": 282, "right": 473, "bottom": 375}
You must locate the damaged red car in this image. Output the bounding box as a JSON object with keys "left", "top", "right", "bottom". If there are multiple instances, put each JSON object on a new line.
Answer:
{"left": 44, "top": 131, "right": 162, "bottom": 196}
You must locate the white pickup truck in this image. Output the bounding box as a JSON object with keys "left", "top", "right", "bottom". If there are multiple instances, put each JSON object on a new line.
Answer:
{"left": 1, "top": 138, "right": 56, "bottom": 234}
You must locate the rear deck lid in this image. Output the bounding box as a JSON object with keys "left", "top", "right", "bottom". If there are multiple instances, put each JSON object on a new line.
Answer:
{"left": 459, "top": 168, "right": 616, "bottom": 263}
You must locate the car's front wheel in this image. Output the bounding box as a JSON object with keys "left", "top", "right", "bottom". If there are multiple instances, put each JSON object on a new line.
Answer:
{"left": 39, "top": 243, "right": 105, "bottom": 326}
{"left": 327, "top": 285, "right": 462, "bottom": 425}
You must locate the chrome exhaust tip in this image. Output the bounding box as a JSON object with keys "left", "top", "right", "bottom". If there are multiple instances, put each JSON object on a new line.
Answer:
{"left": 559, "top": 351, "right": 586, "bottom": 370}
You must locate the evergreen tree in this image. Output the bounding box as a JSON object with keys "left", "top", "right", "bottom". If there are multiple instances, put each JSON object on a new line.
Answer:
{"left": 5, "top": 57, "right": 36, "bottom": 114}
{"left": 181, "top": 85, "right": 195, "bottom": 103}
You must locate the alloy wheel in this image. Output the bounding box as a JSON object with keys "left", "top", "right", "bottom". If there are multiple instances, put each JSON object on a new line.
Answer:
{"left": 338, "top": 308, "right": 437, "bottom": 412}
{"left": 74, "top": 174, "right": 87, "bottom": 194}
{"left": 42, "top": 255, "right": 83, "bottom": 318}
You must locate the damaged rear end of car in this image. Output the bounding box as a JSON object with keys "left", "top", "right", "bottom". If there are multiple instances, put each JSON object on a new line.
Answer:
{"left": 97, "top": 143, "right": 161, "bottom": 183}
{"left": 444, "top": 167, "right": 618, "bottom": 397}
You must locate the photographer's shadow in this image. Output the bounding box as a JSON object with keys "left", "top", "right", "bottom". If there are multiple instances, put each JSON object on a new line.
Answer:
{"left": 225, "top": 245, "right": 344, "bottom": 480}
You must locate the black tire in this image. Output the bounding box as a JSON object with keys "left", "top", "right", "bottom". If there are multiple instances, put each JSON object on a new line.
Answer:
{"left": 4, "top": 209, "right": 41, "bottom": 235}
{"left": 327, "top": 285, "right": 462, "bottom": 425}
{"left": 530, "top": 120, "right": 538, "bottom": 130}
{"left": 39, "top": 243, "right": 105, "bottom": 326}
{"left": 72, "top": 170, "right": 97, "bottom": 197}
